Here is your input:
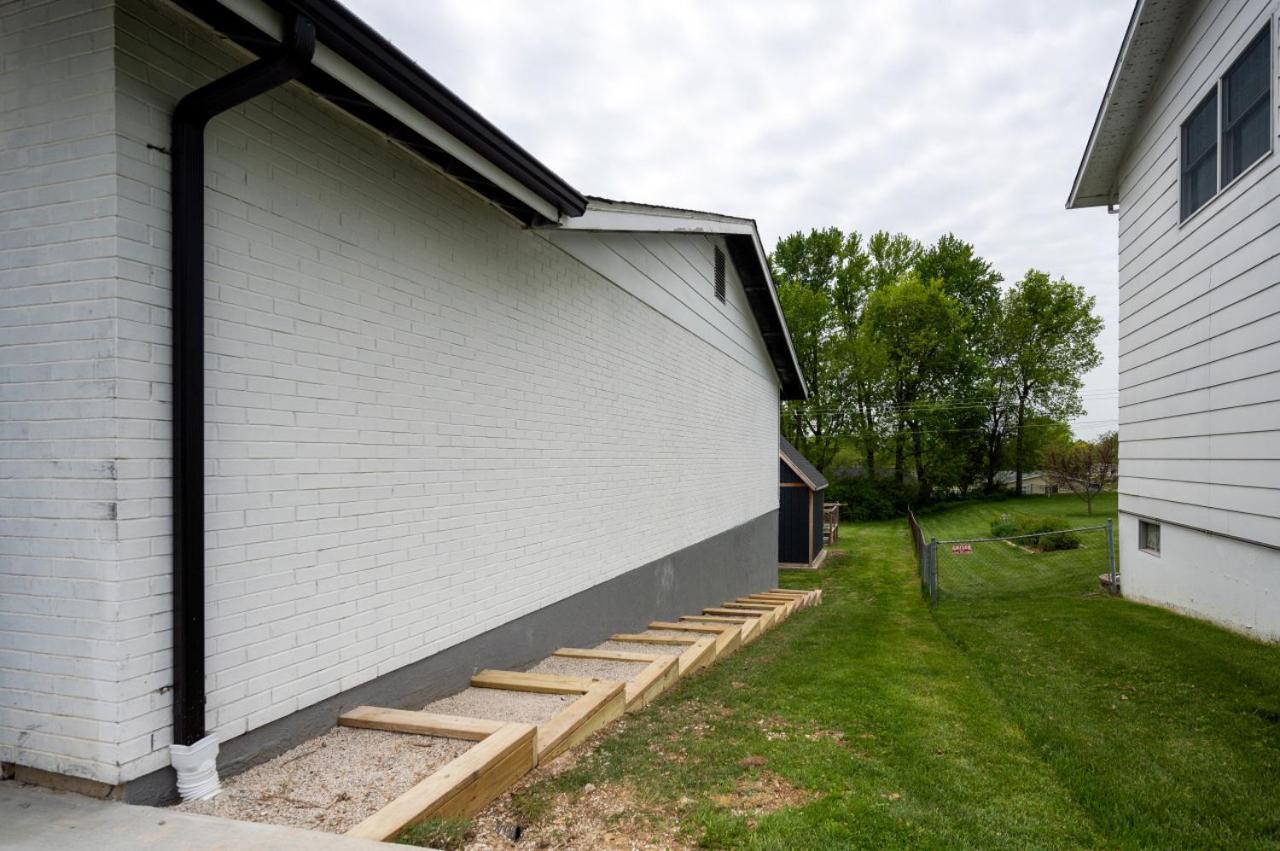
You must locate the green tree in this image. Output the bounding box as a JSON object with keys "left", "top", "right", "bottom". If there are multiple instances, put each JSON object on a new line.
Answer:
{"left": 863, "top": 273, "right": 966, "bottom": 502}
{"left": 1003, "top": 271, "right": 1104, "bottom": 495}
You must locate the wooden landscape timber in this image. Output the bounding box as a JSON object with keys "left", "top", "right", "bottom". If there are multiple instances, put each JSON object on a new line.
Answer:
{"left": 702, "top": 606, "right": 777, "bottom": 631}
{"left": 679, "top": 614, "right": 762, "bottom": 643}
{"left": 609, "top": 633, "right": 717, "bottom": 676}
{"left": 551, "top": 648, "right": 679, "bottom": 710}
{"left": 648, "top": 621, "right": 742, "bottom": 657}
{"left": 344, "top": 721, "right": 536, "bottom": 841}
{"left": 470, "top": 670, "right": 627, "bottom": 762}
{"left": 288, "top": 586, "right": 804, "bottom": 843}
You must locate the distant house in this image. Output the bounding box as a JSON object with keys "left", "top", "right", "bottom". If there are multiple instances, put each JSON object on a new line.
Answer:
{"left": 991, "top": 471, "right": 1058, "bottom": 496}
{"left": 1068, "top": 1, "right": 1278, "bottom": 639}
{"left": 778, "top": 438, "right": 829, "bottom": 568}
{"left": 0, "top": 0, "right": 806, "bottom": 801}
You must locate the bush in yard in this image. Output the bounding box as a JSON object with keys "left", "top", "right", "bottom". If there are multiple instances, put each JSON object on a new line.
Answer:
{"left": 827, "top": 478, "right": 916, "bottom": 522}
{"left": 989, "top": 514, "right": 1080, "bottom": 550}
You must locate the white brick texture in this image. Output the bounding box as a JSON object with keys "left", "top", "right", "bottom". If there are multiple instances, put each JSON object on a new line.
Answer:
{"left": 2, "top": 0, "right": 780, "bottom": 785}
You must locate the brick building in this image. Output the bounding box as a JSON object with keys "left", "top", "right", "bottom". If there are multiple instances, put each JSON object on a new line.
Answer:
{"left": 0, "top": 0, "right": 805, "bottom": 800}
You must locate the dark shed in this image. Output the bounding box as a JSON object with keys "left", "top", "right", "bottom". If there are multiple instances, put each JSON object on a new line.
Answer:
{"left": 778, "top": 437, "right": 829, "bottom": 568}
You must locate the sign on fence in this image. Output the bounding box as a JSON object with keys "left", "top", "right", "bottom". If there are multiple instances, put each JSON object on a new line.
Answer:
{"left": 951, "top": 544, "right": 973, "bottom": 555}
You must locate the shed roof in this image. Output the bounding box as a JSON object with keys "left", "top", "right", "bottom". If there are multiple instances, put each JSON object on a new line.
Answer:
{"left": 1067, "top": 0, "right": 1196, "bottom": 209}
{"left": 779, "top": 437, "right": 828, "bottom": 491}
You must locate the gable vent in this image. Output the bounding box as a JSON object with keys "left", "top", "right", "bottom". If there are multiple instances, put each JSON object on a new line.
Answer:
{"left": 713, "top": 246, "right": 726, "bottom": 303}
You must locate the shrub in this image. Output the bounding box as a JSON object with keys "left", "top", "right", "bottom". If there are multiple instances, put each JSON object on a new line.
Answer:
{"left": 988, "top": 514, "right": 1081, "bottom": 550}
{"left": 826, "top": 478, "right": 916, "bottom": 522}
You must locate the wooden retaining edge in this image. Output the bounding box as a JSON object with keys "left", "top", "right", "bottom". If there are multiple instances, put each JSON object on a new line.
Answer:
{"left": 609, "top": 633, "right": 717, "bottom": 676}
{"left": 536, "top": 681, "right": 626, "bottom": 761}
{"left": 338, "top": 706, "right": 504, "bottom": 741}
{"left": 345, "top": 721, "right": 537, "bottom": 841}
{"left": 761, "top": 589, "right": 817, "bottom": 609}
{"left": 769, "top": 587, "right": 822, "bottom": 606}
{"left": 680, "top": 614, "right": 761, "bottom": 643}
{"left": 742, "top": 595, "right": 799, "bottom": 616}
{"left": 552, "top": 649, "right": 679, "bottom": 711}
{"left": 703, "top": 606, "right": 776, "bottom": 632}
{"left": 471, "top": 670, "right": 627, "bottom": 762}
{"left": 725, "top": 600, "right": 790, "bottom": 621}
{"left": 648, "top": 621, "right": 742, "bottom": 657}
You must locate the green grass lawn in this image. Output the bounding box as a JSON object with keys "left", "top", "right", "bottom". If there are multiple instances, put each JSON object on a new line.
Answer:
{"left": 438, "top": 494, "right": 1280, "bottom": 849}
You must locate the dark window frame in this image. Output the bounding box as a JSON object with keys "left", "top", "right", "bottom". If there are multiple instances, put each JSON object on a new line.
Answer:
{"left": 713, "top": 246, "right": 727, "bottom": 303}
{"left": 1179, "top": 21, "right": 1275, "bottom": 222}
{"left": 1180, "top": 88, "right": 1219, "bottom": 221}
{"left": 1221, "top": 25, "right": 1273, "bottom": 185}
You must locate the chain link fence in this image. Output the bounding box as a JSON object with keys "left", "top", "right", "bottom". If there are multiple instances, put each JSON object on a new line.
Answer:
{"left": 909, "top": 510, "right": 1116, "bottom": 605}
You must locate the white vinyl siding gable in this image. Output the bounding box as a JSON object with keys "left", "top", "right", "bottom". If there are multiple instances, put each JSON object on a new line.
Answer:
{"left": 1116, "top": 0, "right": 1280, "bottom": 547}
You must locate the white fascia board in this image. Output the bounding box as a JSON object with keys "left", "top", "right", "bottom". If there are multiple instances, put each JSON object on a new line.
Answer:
{"left": 213, "top": 0, "right": 562, "bottom": 223}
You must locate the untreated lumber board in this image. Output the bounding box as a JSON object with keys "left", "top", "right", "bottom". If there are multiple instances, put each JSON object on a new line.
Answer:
{"left": 552, "top": 649, "right": 679, "bottom": 711}
{"left": 338, "top": 707, "right": 505, "bottom": 741}
{"left": 680, "top": 614, "right": 760, "bottom": 643}
{"left": 703, "top": 606, "right": 776, "bottom": 631}
{"left": 675, "top": 636, "right": 717, "bottom": 676}
{"left": 680, "top": 614, "right": 757, "bottom": 639}
{"left": 743, "top": 594, "right": 799, "bottom": 615}
{"left": 649, "top": 621, "right": 742, "bottom": 657}
{"left": 537, "top": 681, "right": 626, "bottom": 761}
{"left": 471, "top": 669, "right": 596, "bottom": 695}
{"left": 346, "top": 721, "right": 536, "bottom": 841}
{"left": 609, "top": 633, "right": 698, "bottom": 646}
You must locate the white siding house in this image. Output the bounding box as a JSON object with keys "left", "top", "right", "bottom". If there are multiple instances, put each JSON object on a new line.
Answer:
{"left": 1069, "top": 0, "right": 1279, "bottom": 640}
{"left": 0, "top": 0, "right": 804, "bottom": 799}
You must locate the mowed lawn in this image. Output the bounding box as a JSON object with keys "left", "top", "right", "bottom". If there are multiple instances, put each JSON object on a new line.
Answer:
{"left": 443, "top": 494, "right": 1280, "bottom": 850}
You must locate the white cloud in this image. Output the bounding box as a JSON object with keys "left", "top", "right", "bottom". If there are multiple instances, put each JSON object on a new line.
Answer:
{"left": 346, "top": 0, "right": 1128, "bottom": 437}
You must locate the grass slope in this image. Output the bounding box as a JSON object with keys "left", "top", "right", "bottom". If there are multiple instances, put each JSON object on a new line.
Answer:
{"left": 442, "top": 494, "right": 1280, "bottom": 849}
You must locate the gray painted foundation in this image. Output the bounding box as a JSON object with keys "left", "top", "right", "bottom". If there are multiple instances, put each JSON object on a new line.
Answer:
{"left": 125, "top": 510, "right": 778, "bottom": 804}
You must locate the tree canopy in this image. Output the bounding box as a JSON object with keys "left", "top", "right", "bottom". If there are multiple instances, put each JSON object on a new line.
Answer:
{"left": 771, "top": 227, "right": 1103, "bottom": 504}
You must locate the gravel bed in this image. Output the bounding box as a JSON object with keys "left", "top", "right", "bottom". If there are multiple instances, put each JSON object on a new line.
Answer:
{"left": 595, "top": 640, "right": 683, "bottom": 657}
{"left": 177, "top": 726, "right": 471, "bottom": 834}
{"left": 422, "top": 686, "right": 574, "bottom": 724}
{"left": 642, "top": 628, "right": 708, "bottom": 639}
{"left": 526, "top": 655, "right": 650, "bottom": 682}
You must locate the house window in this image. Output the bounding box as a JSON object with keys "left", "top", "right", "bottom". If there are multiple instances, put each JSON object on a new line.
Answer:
{"left": 1222, "top": 26, "right": 1272, "bottom": 185}
{"left": 1181, "top": 90, "right": 1218, "bottom": 220}
{"left": 713, "top": 246, "right": 726, "bottom": 303}
{"left": 1180, "top": 24, "right": 1274, "bottom": 221}
{"left": 1139, "top": 520, "right": 1161, "bottom": 555}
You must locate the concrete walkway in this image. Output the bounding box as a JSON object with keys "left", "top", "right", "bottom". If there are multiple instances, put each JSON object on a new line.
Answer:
{"left": 0, "top": 781, "right": 398, "bottom": 850}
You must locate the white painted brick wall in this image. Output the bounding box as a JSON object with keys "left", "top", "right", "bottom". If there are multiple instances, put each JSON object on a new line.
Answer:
{"left": 3, "top": 0, "right": 780, "bottom": 786}
{"left": 0, "top": 0, "right": 129, "bottom": 783}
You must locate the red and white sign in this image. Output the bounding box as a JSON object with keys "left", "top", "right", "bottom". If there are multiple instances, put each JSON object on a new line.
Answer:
{"left": 951, "top": 544, "right": 973, "bottom": 555}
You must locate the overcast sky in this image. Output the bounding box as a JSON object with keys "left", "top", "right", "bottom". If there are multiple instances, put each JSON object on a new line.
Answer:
{"left": 345, "top": 0, "right": 1128, "bottom": 438}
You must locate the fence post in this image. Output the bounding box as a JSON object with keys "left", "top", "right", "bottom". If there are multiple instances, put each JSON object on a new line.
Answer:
{"left": 928, "top": 538, "right": 939, "bottom": 605}
{"left": 1105, "top": 519, "right": 1118, "bottom": 595}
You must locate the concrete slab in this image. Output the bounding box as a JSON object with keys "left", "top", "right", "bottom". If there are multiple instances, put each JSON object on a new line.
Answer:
{"left": 0, "top": 781, "right": 401, "bottom": 850}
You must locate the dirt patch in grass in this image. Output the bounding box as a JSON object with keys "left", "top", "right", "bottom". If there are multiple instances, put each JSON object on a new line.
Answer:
{"left": 709, "top": 771, "right": 814, "bottom": 819}
{"left": 178, "top": 726, "right": 471, "bottom": 833}
{"left": 463, "top": 780, "right": 690, "bottom": 851}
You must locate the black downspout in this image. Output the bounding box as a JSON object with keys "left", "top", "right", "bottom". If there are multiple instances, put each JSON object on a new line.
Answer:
{"left": 171, "top": 14, "right": 316, "bottom": 748}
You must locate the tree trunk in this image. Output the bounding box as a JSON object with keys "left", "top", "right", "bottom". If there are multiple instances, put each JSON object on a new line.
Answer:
{"left": 1013, "top": 395, "right": 1027, "bottom": 496}
{"left": 910, "top": 421, "right": 929, "bottom": 502}
{"left": 894, "top": 420, "right": 905, "bottom": 486}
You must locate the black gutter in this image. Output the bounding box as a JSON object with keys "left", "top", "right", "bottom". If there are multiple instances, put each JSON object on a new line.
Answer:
{"left": 170, "top": 13, "right": 316, "bottom": 748}
{"left": 724, "top": 234, "right": 806, "bottom": 400}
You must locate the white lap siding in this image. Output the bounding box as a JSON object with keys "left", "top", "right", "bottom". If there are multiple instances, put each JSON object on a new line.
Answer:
{"left": 1116, "top": 0, "right": 1280, "bottom": 548}
{"left": 66, "top": 0, "right": 777, "bottom": 786}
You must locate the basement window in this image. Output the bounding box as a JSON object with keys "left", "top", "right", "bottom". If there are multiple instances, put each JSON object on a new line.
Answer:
{"left": 1221, "top": 26, "right": 1272, "bottom": 185}
{"left": 714, "top": 246, "right": 727, "bottom": 303}
{"left": 1138, "top": 520, "right": 1161, "bottom": 556}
